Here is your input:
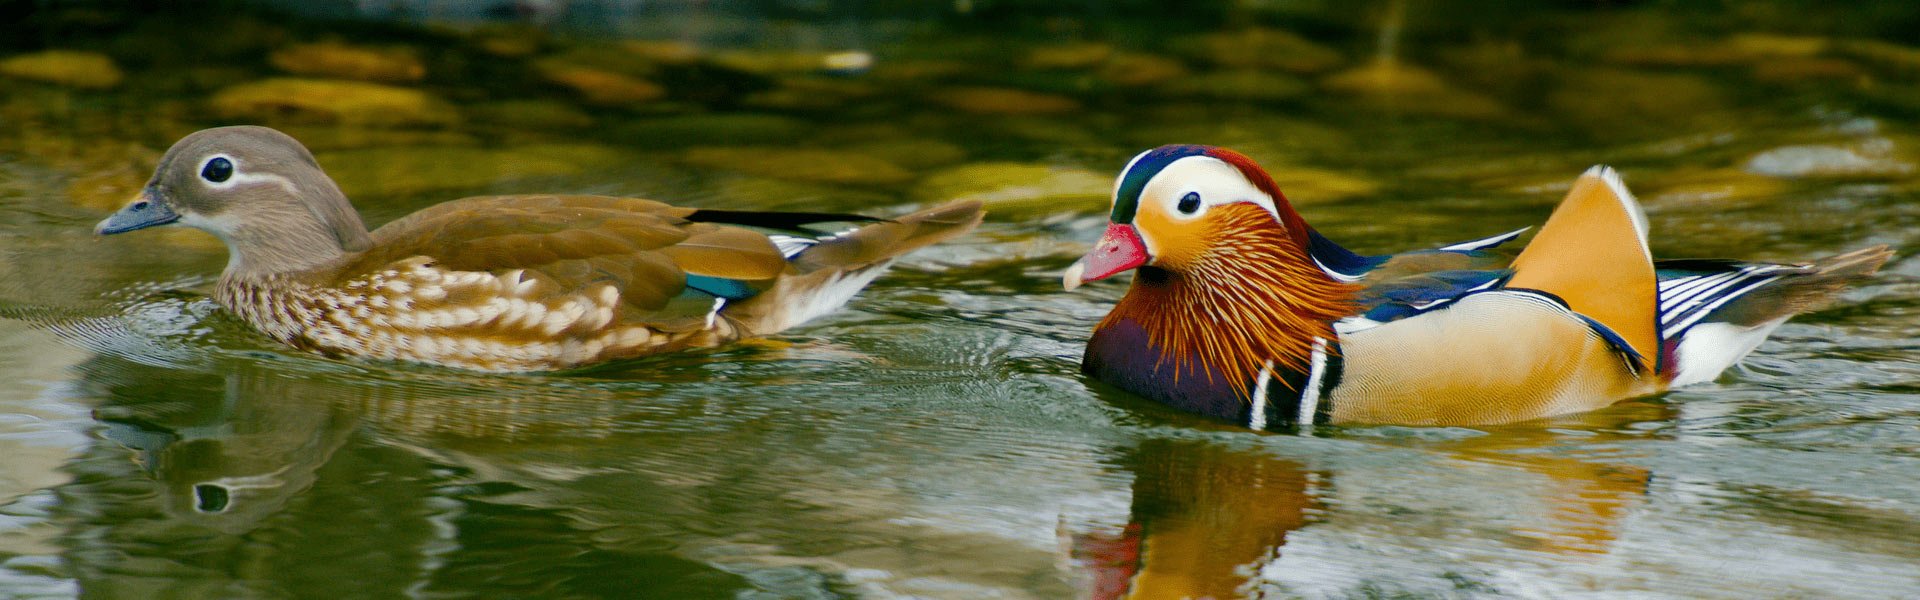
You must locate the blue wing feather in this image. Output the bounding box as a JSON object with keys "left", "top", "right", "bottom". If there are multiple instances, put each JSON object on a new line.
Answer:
{"left": 1307, "top": 228, "right": 1386, "bottom": 279}
{"left": 1308, "top": 227, "right": 1529, "bottom": 280}
{"left": 684, "top": 274, "right": 761, "bottom": 300}
{"left": 1356, "top": 270, "right": 1510, "bottom": 322}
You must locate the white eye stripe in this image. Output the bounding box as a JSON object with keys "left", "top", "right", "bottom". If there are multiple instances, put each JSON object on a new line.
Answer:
{"left": 198, "top": 153, "right": 300, "bottom": 197}
{"left": 1147, "top": 156, "right": 1282, "bottom": 221}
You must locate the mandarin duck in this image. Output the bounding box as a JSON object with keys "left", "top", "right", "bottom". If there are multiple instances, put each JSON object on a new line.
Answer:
{"left": 95, "top": 126, "right": 984, "bottom": 371}
{"left": 1065, "top": 145, "right": 1891, "bottom": 428}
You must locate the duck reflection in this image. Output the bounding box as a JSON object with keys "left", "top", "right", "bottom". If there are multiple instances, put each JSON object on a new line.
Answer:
{"left": 61, "top": 346, "right": 1044, "bottom": 597}
{"left": 92, "top": 361, "right": 362, "bottom": 534}
{"left": 1068, "top": 438, "right": 1322, "bottom": 600}
{"left": 86, "top": 358, "right": 362, "bottom": 535}
{"left": 1429, "top": 404, "right": 1665, "bottom": 556}
{"left": 1069, "top": 404, "right": 1667, "bottom": 598}
{"left": 56, "top": 353, "right": 461, "bottom": 598}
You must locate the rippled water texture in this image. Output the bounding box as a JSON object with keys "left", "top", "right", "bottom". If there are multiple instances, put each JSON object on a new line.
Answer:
{"left": 2, "top": 2, "right": 1919, "bottom": 598}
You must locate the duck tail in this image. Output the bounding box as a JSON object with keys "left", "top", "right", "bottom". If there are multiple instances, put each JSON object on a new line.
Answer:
{"left": 1685, "top": 246, "right": 1892, "bottom": 328}
{"left": 1657, "top": 245, "right": 1892, "bottom": 385}
{"left": 1761, "top": 246, "right": 1893, "bottom": 315}
{"left": 789, "top": 200, "right": 985, "bottom": 272}
{"left": 743, "top": 200, "right": 983, "bottom": 333}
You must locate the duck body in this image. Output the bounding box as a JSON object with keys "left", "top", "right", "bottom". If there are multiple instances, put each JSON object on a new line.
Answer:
{"left": 97, "top": 126, "right": 983, "bottom": 371}
{"left": 1069, "top": 145, "right": 1889, "bottom": 428}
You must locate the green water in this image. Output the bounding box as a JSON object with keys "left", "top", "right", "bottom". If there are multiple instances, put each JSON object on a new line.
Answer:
{"left": 2, "top": 3, "right": 1918, "bottom": 598}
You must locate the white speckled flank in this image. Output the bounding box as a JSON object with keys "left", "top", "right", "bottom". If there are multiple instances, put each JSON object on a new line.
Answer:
{"left": 216, "top": 256, "right": 704, "bottom": 371}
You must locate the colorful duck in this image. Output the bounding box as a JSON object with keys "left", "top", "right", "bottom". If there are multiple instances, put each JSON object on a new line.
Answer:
{"left": 1065, "top": 144, "right": 1890, "bottom": 428}
{"left": 95, "top": 126, "right": 984, "bottom": 371}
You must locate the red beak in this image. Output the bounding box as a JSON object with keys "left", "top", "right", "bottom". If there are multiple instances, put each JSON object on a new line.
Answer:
{"left": 1063, "top": 223, "right": 1149, "bottom": 290}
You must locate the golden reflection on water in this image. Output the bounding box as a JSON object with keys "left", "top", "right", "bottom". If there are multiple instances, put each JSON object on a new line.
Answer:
{"left": 1067, "top": 403, "right": 1676, "bottom": 598}
{"left": 1070, "top": 439, "right": 1318, "bottom": 600}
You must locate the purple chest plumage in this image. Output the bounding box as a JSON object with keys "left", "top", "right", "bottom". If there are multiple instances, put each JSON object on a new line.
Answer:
{"left": 1082, "top": 318, "right": 1253, "bottom": 423}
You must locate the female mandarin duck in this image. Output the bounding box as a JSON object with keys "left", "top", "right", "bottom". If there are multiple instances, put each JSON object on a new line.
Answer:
{"left": 1065, "top": 145, "right": 1891, "bottom": 428}
{"left": 95, "top": 126, "right": 984, "bottom": 371}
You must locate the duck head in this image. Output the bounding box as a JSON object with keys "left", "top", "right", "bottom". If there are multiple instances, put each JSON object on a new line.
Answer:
{"left": 1065, "top": 145, "right": 1357, "bottom": 406}
{"left": 96, "top": 126, "right": 372, "bottom": 275}
{"left": 1064, "top": 144, "right": 1316, "bottom": 290}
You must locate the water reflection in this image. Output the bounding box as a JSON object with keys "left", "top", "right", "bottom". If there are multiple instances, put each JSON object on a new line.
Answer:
{"left": 1068, "top": 439, "right": 1319, "bottom": 600}
{"left": 92, "top": 363, "right": 359, "bottom": 535}
{"left": 1065, "top": 405, "right": 1681, "bottom": 598}
{"left": 57, "top": 357, "right": 438, "bottom": 597}
{"left": 60, "top": 353, "right": 763, "bottom": 598}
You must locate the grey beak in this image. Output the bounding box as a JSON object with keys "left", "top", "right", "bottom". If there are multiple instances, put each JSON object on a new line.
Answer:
{"left": 95, "top": 187, "right": 180, "bottom": 235}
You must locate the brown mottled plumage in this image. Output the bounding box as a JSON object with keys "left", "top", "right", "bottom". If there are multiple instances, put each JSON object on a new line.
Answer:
{"left": 96, "top": 126, "right": 984, "bottom": 370}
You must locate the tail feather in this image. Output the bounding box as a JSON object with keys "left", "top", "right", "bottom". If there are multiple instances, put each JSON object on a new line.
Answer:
{"left": 736, "top": 200, "right": 984, "bottom": 333}
{"left": 793, "top": 200, "right": 985, "bottom": 271}
{"left": 1698, "top": 246, "right": 1892, "bottom": 327}
{"left": 1659, "top": 245, "right": 1891, "bottom": 385}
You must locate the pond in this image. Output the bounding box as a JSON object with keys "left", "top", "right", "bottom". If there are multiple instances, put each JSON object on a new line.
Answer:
{"left": 1, "top": 2, "right": 1917, "bottom": 598}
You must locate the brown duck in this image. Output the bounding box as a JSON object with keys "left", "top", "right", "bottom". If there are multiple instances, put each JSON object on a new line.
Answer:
{"left": 95, "top": 126, "right": 984, "bottom": 371}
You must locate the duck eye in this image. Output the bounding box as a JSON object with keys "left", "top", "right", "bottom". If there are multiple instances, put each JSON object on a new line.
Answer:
{"left": 201, "top": 157, "right": 233, "bottom": 183}
{"left": 1176, "top": 191, "right": 1202, "bottom": 215}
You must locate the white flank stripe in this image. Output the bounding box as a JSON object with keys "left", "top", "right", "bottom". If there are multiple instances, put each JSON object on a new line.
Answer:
{"left": 1297, "top": 337, "right": 1329, "bottom": 427}
{"left": 1249, "top": 361, "right": 1273, "bottom": 431}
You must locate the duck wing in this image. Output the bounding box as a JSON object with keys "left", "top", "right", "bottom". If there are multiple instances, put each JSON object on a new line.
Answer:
{"left": 349, "top": 195, "right": 791, "bottom": 327}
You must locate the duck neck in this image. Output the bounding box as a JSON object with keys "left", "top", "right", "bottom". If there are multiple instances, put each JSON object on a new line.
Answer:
{"left": 1097, "top": 221, "right": 1359, "bottom": 401}
{"left": 214, "top": 219, "right": 355, "bottom": 284}
{"left": 211, "top": 188, "right": 370, "bottom": 284}
{"left": 202, "top": 168, "right": 371, "bottom": 277}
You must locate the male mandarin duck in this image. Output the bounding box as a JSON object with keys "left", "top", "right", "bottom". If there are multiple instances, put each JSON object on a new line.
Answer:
{"left": 1065, "top": 144, "right": 1891, "bottom": 428}
{"left": 94, "top": 126, "right": 984, "bottom": 371}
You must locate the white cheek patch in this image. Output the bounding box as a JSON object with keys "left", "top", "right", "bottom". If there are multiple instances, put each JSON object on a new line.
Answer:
{"left": 1141, "top": 156, "right": 1281, "bottom": 222}
{"left": 178, "top": 211, "right": 240, "bottom": 233}
{"left": 198, "top": 154, "right": 301, "bottom": 197}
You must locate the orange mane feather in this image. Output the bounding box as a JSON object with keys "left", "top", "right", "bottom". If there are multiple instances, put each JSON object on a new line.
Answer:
{"left": 1100, "top": 204, "right": 1358, "bottom": 398}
